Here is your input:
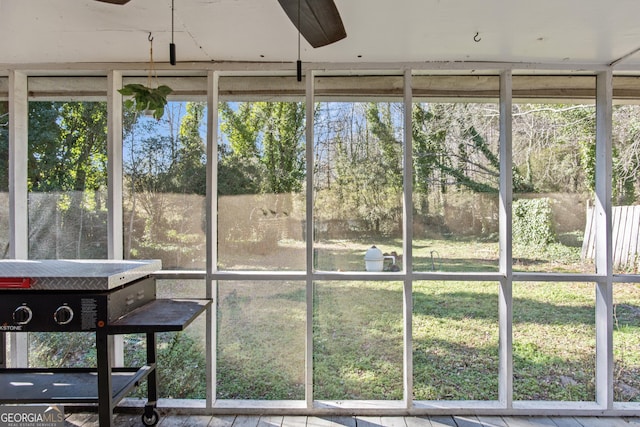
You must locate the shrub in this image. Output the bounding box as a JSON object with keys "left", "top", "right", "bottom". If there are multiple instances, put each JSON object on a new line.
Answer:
{"left": 512, "top": 198, "right": 556, "bottom": 247}
{"left": 125, "top": 332, "right": 206, "bottom": 399}
{"left": 30, "top": 331, "right": 206, "bottom": 399}
{"left": 30, "top": 332, "right": 97, "bottom": 367}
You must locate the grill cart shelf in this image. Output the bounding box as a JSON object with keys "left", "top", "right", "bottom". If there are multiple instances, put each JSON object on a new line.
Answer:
{"left": 0, "top": 298, "right": 210, "bottom": 426}
{"left": 0, "top": 260, "right": 210, "bottom": 427}
{"left": 0, "top": 298, "right": 210, "bottom": 427}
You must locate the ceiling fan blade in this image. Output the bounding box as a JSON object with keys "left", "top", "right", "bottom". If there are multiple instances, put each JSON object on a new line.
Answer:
{"left": 95, "top": 0, "right": 131, "bottom": 5}
{"left": 277, "top": 0, "right": 347, "bottom": 48}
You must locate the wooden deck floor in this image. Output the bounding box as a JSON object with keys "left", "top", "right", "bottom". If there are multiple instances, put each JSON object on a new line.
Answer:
{"left": 64, "top": 414, "right": 640, "bottom": 427}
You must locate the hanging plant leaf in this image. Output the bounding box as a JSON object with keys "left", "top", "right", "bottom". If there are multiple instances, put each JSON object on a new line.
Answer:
{"left": 118, "top": 84, "right": 173, "bottom": 120}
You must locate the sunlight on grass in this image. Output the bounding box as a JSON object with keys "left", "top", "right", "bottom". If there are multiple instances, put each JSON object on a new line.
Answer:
{"left": 217, "top": 281, "right": 306, "bottom": 399}
{"left": 513, "top": 282, "right": 595, "bottom": 401}
{"left": 413, "top": 281, "right": 499, "bottom": 400}
{"left": 314, "top": 281, "right": 404, "bottom": 400}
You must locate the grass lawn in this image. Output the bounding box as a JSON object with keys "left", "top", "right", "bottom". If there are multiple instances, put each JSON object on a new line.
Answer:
{"left": 215, "top": 276, "right": 640, "bottom": 402}
{"left": 413, "top": 281, "right": 499, "bottom": 400}
{"left": 28, "top": 239, "right": 640, "bottom": 402}
{"left": 214, "top": 237, "right": 640, "bottom": 402}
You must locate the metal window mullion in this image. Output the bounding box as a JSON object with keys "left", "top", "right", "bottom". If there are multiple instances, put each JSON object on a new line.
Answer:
{"left": 206, "top": 70, "right": 220, "bottom": 408}
{"left": 107, "top": 70, "right": 125, "bottom": 367}
{"left": 305, "top": 70, "right": 315, "bottom": 408}
{"left": 107, "top": 70, "right": 123, "bottom": 260}
{"left": 402, "top": 68, "right": 413, "bottom": 407}
{"left": 595, "top": 70, "right": 613, "bottom": 409}
{"left": 8, "top": 70, "right": 28, "bottom": 260}
{"left": 498, "top": 69, "right": 513, "bottom": 408}
{"left": 8, "top": 71, "right": 29, "bottom": 369}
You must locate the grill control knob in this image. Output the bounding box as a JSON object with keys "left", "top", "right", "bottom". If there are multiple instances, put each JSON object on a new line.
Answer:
{"left": 13, "top": 305, "right": 33, "bottom": 325}
{"left": 54, "top": 306, "right": 74, "bottom": 325}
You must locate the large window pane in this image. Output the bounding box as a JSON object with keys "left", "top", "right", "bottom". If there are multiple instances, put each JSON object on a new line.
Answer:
{"left": 314, "top": 97, "right": 404, "bottom": 272}
{"left": 0, "top": 98, "right": 8, "bottom": 258}
{"left": 513, "top": 282, "right": 595, "bottom": 401}
{"left": 217, "top": 281, "right": 305, "bottom": 400}
{"left": 27, "top": 98, "right": 108, "bottom": 368}
{"left": 614, "top": 282, "right": 640, "bottom": 402}
{"left": 217, "top": 77, "right": 306, "bottom": 271}
{"left": 28, "top": 101, "right": 108, "bottom": 259}
{"left": 411, "top": 99, "right": 500, "bottom": 272}
{"left": 121, "top": 88, "right": 209, "bottom": 397}
{"left": 314, "top": 280, "right": 403, "bottom": 400}
{"left": 413, "top": 281, "right": 499, "bottom": 400}
{"left": 512, "top": 79, "right": 595, "bottom": 273}
{"left": 123, "top": 99, "right": 207, "bottom": 269}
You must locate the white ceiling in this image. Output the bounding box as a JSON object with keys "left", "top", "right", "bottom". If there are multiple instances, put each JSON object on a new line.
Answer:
{"left": 2, "top": 0, "right": 640, "bottom": 70}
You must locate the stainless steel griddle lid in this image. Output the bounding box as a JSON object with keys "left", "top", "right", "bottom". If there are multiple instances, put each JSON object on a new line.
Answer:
{"left": 0, "top": 259, "right": 161, "bottom": 291}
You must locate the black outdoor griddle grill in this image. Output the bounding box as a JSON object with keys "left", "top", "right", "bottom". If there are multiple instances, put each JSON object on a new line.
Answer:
{"left": 0, "top": 259, "right": 210, "bottom": 427}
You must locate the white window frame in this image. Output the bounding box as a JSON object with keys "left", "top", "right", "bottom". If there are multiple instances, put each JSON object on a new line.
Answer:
{"left": 3, "top": 64, "right": 636, "bottom": 416}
